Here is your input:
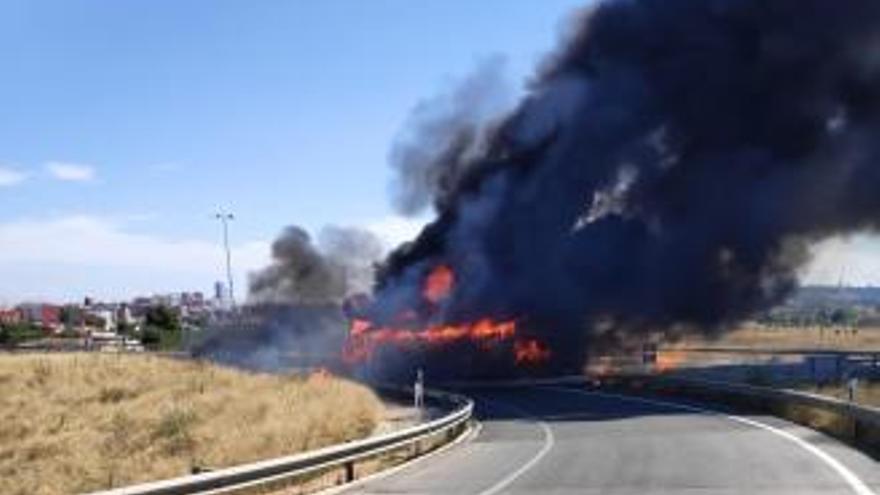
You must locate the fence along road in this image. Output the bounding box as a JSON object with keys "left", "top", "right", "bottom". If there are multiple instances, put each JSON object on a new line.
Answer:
{"left": 337, "top": 385, "right": 880, "bottom": 495}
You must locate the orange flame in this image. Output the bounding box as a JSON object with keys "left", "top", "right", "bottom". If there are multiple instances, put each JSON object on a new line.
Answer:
{"left": 514, "top": 339, "right": 551, "bottom": 365}
{"left": 344, "top": 264, "right": 550, "bottom": 368}
{"left": 344, "top": 318, "right": 517, "bottom": 363}
{"left": 654, "top": 349, "right": 687, "bottom": 373}
{"left": 423, "top": 265, "right": 454, "bottom": 303}
{"left": 586, "top": 356, "right": 617, "bottom": 378}
{"left": 350, "top": 318, "right": 371, "bottom": 337}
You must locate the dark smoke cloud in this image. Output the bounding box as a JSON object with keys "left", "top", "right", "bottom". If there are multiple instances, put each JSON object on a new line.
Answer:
{"left": 389, "top": 56, "right": 513, "bottom": 216}
{"left": 369, "top": 0, "right": 880, "bottom": 376}
{"left": 249, "top": 225, "right": 383, "bottom": 304}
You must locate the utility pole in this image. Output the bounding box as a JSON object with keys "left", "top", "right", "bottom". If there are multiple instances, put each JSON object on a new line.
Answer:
{"left": 214, "top": 211, "right": 236, "bottom": 309}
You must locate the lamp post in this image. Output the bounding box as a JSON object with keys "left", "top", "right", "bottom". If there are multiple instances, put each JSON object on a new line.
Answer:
{"left": 214, "top": 212, "right": 236, "bottom": 309}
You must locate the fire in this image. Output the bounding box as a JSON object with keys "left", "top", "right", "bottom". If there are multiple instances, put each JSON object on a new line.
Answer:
{"left": 344, "top": 264, "right": 551, "bottom": 369}
{"left": 654, "top": 349, "right": 687, "bottom": 373}
{"left": 586, "top": 356, "right": 617, "bottom": 378}
{"left": 514, "top": 339, "right": 551, "bottom": 365}
{"left": 423, "top": 265, "right": 454, "bottom": 303}
{"left": 344, "top": 318, "right": 517, "bottom": 363}
{"left": 350, "top": 318, "right": 371, "bottom": 337}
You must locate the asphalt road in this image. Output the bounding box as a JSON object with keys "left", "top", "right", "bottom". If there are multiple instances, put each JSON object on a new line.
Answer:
{"left": 341, "top": 385, "right": 880, "bottom": 495}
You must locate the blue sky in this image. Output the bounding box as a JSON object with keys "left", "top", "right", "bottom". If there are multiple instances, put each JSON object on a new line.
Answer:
{"left": 0, "top": 0, "right": 876, "bottom": 303}
{"left": 0, "top": 0, "right": 590, "bottom": 302}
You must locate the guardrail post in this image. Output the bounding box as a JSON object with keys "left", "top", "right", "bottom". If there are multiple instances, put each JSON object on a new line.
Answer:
{"left": 344, "top": 461, "right": 355, "bottom": 483}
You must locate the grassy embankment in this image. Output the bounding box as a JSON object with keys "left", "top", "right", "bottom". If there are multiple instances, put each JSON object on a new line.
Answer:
{"left": 668, "top": 322, "right": 880, "bottom": 350}
{"left": 660, "top": 324, "right": 880, "bottom": 407}
{"left": 0, "top": 353, "right": 383, "bottom": 495}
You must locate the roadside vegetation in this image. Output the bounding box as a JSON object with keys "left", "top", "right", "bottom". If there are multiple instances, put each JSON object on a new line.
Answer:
{"left": 657, "top": 323, "right": 880, "bottom": 409}
{"left": 0, "top": 353, "right": 383, "bottom": 495}
{"left": 668, "top": 323, "right": 880, "bottom": 350}
{"left": 0, "top": 322, "right": 44, "bottom": 346}
{"left": 1, "top": 304, "right": 192, "bottom": 352}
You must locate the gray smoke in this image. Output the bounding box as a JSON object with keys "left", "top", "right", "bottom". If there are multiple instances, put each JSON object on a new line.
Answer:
{"left": 248, "top": 225, "right": 383, "bottom": 304}
{"left": 389, "top": 56, "right": 513, "bottom": 216}
{"left": 193, "top": 225, "right": 384, "bottom": 372}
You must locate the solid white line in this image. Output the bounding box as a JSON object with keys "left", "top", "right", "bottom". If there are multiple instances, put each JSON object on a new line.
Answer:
{"left": 544, "top": 386, "right": 877, "bottom": 495}
{"left": 476, "top": 399, "right": 555, "bottom": 495}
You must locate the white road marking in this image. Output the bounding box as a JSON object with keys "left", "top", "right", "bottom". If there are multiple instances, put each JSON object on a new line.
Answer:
{"left": 476, "top": 399, "right": 555, "bottom": 495}
{"left": 544, "top": 386, "right": 877, "bottom": 495}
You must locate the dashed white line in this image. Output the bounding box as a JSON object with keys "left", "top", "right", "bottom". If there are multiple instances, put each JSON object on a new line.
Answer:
{"left": 544, "top": 386, "right": 877, "bottom": 495}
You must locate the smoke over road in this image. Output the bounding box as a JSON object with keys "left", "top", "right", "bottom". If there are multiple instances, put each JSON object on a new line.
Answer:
{"left": 352, "top": 0, "right": 880, "bottom": 378}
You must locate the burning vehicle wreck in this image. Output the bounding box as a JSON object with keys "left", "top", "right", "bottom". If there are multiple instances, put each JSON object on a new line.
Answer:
{"left": 342, "top": 265, "right": 550, "bottom": 379}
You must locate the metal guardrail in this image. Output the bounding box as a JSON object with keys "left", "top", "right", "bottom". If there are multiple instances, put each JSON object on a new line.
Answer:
{"left": 88, "top": 387, "right": 473, "bottom": 495}
{"left": 647, "top": 375, "right": 880, "bottom": 422}
{"left": 635, "top": 375, "right": 880, "bottom": 456}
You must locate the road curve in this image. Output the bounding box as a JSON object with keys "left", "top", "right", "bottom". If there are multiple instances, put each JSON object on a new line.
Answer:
{"left": 339, "top": 385, "right": 880, "bottom": 495}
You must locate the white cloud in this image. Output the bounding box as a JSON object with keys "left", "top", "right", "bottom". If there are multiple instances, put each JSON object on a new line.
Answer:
{"left": 46, "top": 162, "right": 96, "bottom": 182}
{"left": 0, "top": 165, "right": 27, "bottom": 187}
{"left": 0, "top": 213, "right": 429, "bottom": 304}
{"left": 0, "top": 215, "right": 270, "bottom": 303}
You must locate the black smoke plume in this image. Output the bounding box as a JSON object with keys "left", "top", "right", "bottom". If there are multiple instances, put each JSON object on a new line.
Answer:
{"left": 363, "top": 0, "right": 880, "bottom": 378}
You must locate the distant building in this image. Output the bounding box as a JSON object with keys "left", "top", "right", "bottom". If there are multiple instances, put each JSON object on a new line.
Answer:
{"left": 181, "top": 291, "right": 205, "bottom": 307}
{"left": 214, "top": 281, "right": 226, "bottom": 302}
{"left": 0, "top": 308, "right": 22, "bottom": 325}
{"left": 88, "top": 307, "right": 117, "bottom": 332}
{"left": 117, "top": 304, "right": 135, "bottom": 326}
{"left": 18, "top": 303, "right": 62, "bottom": 330}
{"left": 213, "top": 281, "right": 231, "bottom": 309}
{"left": 87, "top": 331, "right": 144, "bottom": 352}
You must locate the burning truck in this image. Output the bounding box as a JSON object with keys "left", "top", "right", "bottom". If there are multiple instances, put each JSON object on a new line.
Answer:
{"left": 342, "top": 265, "right": 551, "bottom": 379}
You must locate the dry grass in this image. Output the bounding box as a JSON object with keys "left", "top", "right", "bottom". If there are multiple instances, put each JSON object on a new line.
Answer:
{"left": 669, "top": 323, "right": 880, "bottom": 351}
{"left": 0, "top": 353, "right": 383, "bottom": 495}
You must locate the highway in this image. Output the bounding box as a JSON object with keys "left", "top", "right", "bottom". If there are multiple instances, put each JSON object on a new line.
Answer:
{"left": 340, "top": 385, "right": 880, "bottom": 495}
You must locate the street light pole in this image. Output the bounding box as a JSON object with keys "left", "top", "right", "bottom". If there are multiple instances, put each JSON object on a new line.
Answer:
{"left": 214, "top": 212, "right": 236, "bottom": 309}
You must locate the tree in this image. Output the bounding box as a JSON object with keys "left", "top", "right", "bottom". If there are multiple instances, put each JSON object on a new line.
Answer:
{"left": 141, "top": 305, "right": 182, "bottom": 350}
{"left": 145, "top": 306, "right": 180, "bottom": 332}
{"left": 59, "top": 305, "right": 81, "bottom": 328}
{"left": 0, "top": 322, "right": 43, "bottom": 345}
